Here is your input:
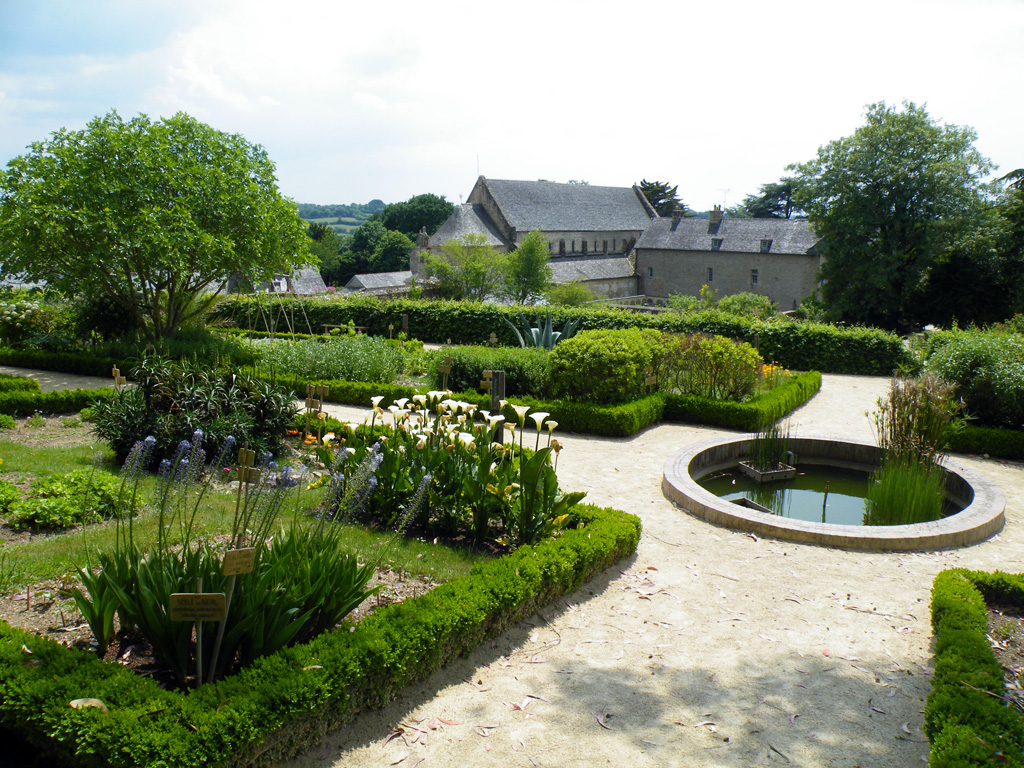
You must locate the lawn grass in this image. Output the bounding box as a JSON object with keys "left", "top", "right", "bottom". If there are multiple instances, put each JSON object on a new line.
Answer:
{"left": 0, "top": 439, "right": 490, "bottom": 593}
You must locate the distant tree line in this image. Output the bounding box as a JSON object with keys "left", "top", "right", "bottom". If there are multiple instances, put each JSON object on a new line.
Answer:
{"left": 296, "top": 200, "right": 385, "bottom": 221}
{"left": 301, "top": 193, "right": 455, "bottom": 288}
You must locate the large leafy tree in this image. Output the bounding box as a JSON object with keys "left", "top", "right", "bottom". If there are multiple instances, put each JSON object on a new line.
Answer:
{"left": 741, "top": 178, "right": 802, "bottom": 219}
{"left": 791, "top": 101, "right": 993, "bottom": 329}
{"left": 502, "top": 230, "right": 553, "bottom": 304}
{"left": 0, "top": 111, "right": 310, "bottom": 339}
{"left": 368, "top": 230, "right": 414, "bottom": 273}
{"left": 378, "top": 193, "right": 455, "bottom": 237}
{"left": 639, "top": 179, "right": 685, "bottom": 216}
{"left": 424, "top": 234, "right": 505, "bottom": 301}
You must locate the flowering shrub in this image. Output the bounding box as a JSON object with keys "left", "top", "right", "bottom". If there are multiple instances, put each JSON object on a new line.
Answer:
{"left": 0, "top": 300, "right": 69, "bottom": 347}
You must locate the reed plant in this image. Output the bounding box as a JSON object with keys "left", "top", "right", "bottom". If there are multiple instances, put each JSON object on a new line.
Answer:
{"left": 864, "top": 454, "right": 946, "bottom": 526}
{"left": 748, "top": 421, "right": 791, "bottom": 472}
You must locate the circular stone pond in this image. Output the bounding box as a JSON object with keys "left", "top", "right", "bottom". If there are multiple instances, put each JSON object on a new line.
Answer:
{"left": 662, "top": 435, "right": 1005, "bottom": 551}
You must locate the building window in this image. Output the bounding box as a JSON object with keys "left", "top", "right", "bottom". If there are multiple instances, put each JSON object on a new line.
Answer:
{"left": 594, "top": 240, "right": 598, "bottom": 252}
{"left": 707, "top": 267, "right": 713, "bottom": 283}
{"left": 559, "top": 240, "right": 566, "bottom": 256}
{"left": 603, "top": 240, "right": 608, "bottom": 253}
{"left": 648, "top": 267, "right": 654, "bottom": 278}
{"left": 711, "top": 238, "right": 723, "bottom": 251}
{"left": 548, "top": 241, "right": 553, "bottom": 252}
{"left": 613, "top": 239, "right": 617, "bottom": 252}
{"left": 751, "top": 269, "right": 759, "bottom": 285}
{"left": 582, "top": 240, "right": 588, "bottom": 255}
{"left": 760, "top": 239, "right": 772, "bottom": 253}
{"left": 571, "top": 240, "right": 576, "bottom": 253}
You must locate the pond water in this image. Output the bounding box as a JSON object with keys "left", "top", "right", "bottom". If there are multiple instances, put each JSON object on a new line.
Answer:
{"left": 699, "top": 466, "right": 875, "bottom": 526}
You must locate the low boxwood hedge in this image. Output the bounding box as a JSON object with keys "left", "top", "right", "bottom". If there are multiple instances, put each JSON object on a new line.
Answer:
{"left": 0, "top": 387, "right": 114, "bottom": 417}
{"left": 0, "top": 504, "right": 640, "bottom": 767}
{"left": 927, "top": 570, "right": 1024, "bottom": 767}
{"left": 948, "top": 424, "right": 1024, "bottom": 462}
{"left": 288, "top": 371, "right": 821, "bottom": 438}
{"left": 0, "top": 374, "right": 40, "bottom": 393}
{"left": 0, "top": 348, "right": 118, "bottom": 378}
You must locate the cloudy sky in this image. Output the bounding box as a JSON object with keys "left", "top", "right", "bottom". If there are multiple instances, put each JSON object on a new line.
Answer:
{"left": 2, "top": 0, "right": 1022, "bottom": 212}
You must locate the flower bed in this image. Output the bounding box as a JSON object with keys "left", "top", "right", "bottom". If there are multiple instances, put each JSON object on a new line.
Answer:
{"left": 0, "top": 504, "right": 640, "bottom": 767}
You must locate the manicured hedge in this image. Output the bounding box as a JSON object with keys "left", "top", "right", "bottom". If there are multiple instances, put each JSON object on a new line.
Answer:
{"left": 326, "top": 371, "right": 821, "bottom": 438}
{"left": 212, "top": 296, "right": 911, "bottom": 376}
{"left": 948, "top": 424, "right": 1024, "bottom": 462}
{"left": 927, "top": 570, "right": 1024, "bottom": 767}
{"left": 0, "top": 374, "right": 40, "bottom": 393}
{"left": 0, "top": 348, "right": 118, "bottom": 378}
{"left": 0, "top": 504, "right": 640, "bottom": 768}
{"left": 663, "top": 371, "right": 822, "bottom": 431}
{"left": 0, "top": 387, "right": 113, "bottom": 417}
{"left": 252, "top": 371, "right": 418, "bottom": 410}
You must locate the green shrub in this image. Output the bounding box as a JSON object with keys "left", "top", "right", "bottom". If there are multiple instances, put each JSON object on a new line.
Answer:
{"left": 948, "top": 424, "right": 1024, "bottom": 461}
{"left": 927, "top": 330, "right": 1024, "bottom": 429}
{"left": 255, "top": 336, "right": 404, "bottom": 384}
{"left": 662, "top": 371, "right": 822, "bottom": 431}
{"left": 212, "top": 296, "right": 911, "bottom": 375}
{"left": 5, "top": 470, "right": 119, "bottom": 531}
{"left": 91, "top": 356, "right": 296, "bottom": 463}
{"left": 547, "top": 328, "right": 663, "bottom": 405}
{"left": 428, "top": 346, "right": 548, "bottom": 397}
{"left": 659, "top": 333, "right": 762, "bottom": 401}
{"left": 0, "top": 386, "right": 113, "bottom": 417}
{"left": 926, "top": 570, "right": 1024, "bottom": 766}
{"left": 0, "top": 375, "right": 40, "bottom": 393}
{"left": 0, "top": 414, "right": 14, "bottom": 429}
{"left": 715, "top": 292, "right": 778, "bottom": 320}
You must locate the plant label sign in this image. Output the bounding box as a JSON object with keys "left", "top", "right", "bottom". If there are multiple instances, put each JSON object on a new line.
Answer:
{"left": 221, "top": 547, "right": 256, "bottom": 576}
{"left": 169, "top": 593, "right": 228, "bottom": 623}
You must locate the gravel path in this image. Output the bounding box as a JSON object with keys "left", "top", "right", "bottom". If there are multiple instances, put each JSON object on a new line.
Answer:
{"left": 278, "top": 376, "right": 1024, "bottom": 768}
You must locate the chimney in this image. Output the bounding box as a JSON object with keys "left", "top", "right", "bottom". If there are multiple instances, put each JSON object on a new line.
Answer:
{"left": 709, "top": 205, "right": 723, "bottom": 224}
{"left": 670, "top": 209, "right": 683, "bottom": 231}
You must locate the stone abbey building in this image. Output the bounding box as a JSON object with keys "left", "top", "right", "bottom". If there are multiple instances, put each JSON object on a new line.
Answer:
{"left": 405, "top": 176, "right": 823, "bottom": 307}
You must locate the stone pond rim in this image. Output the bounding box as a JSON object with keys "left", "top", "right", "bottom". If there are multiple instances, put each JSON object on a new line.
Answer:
{"left": 662, "top": 434, "right": 1005, "bottom": 552}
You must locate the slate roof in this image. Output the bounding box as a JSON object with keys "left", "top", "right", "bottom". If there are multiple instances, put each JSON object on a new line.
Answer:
{"left": 472, "top": 178, "right": 656, "bottom": 233}
{"left": 548, "top": 256, "right": 636, "bottom": 283}
{"left": 428, "top": 204, "right": 506, "bottom": 247}
{"left": 345, "top": 271, "right": 412, "bottom": 291}
{"left": 288, "top": 267, "right": 328, "bottom": 294}
{"left": 635, "top": 217, "right": 819, "bottom": 254}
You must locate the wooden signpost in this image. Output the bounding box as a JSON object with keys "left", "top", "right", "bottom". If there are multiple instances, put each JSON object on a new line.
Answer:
{"left": 437, "top": 355, "right": 453, "bottom": 390}
{"left": 111, "top": 366, "right": 127, "bottom": 393}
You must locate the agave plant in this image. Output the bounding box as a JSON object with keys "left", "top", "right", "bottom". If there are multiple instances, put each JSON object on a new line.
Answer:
{"left": 502, "top": 311, "right": 579, "bottom": 351}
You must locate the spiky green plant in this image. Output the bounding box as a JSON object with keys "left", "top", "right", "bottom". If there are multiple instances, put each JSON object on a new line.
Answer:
{"left": 502, "top": 311, "right": 579, "bottom": 351}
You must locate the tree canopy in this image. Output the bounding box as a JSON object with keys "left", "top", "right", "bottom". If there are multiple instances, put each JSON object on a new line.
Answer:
{"left": 377, "top": 193, "right": 455, "bottom": 237}
{"left": 502, "top": 230, "right": 552, "bottom": 304}
{"left": 424, "top": 234, "right": 505, "bottom": 301}
{"left": 740, "top": 178, "right": 802, "bottom": 219}
{"left": 639, "top": 179, "right": 685, "bottom": 216}
{"left": 0, "top": 111, "right": 309, "bottom": 339}
{"left": 791, "top": 101, "right": 993, "bottom": 329}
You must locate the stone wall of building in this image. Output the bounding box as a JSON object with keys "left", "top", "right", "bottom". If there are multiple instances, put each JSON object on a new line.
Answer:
{"left": 636, "top": 249, "right": 821, "bottom": 311}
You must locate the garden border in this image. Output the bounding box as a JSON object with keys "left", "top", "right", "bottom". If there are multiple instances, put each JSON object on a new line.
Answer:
{"left": 0, "top": 504, "right": 640, "bottom": 767}
{"left": 927, "top": 569, "right": 1024, "bottom": 766}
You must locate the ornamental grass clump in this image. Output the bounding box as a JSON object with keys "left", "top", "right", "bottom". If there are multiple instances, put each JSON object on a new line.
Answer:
{"left": 864, "top": 375, "right": 963, "bottom": 526}
{"left": 747, "top": 421, "right": 791, "bottom": 473}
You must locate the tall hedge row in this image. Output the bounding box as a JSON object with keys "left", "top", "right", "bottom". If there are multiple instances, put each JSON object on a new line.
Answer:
{"left": 211, "top": 296, "right": 910, "bottom": 375}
